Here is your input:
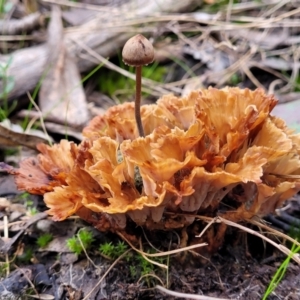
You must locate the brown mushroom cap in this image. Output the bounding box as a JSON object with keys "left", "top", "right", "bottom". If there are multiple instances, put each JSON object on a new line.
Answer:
{"left": 122, "top": 34, "right": 154, "bottom": 66}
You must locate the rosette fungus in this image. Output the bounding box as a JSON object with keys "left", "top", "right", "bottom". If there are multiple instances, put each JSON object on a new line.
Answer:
{"left": 2, "top": 87, "right": 300, "bottom": 234}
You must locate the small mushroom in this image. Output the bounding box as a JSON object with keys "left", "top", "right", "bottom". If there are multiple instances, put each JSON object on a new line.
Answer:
{"left": 122, "top": 34, "right": 154, "bottom": 137}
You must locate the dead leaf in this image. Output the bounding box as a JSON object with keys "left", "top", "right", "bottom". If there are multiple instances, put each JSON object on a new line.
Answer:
{"left": 0, "top": 268, "right": 32, "bottom": 294}
{"left": 62, "top": 9, "right": 97, "bottom": 26}
{"left": 183, "top": 39, "right": 231, "bottom": 72}
{"left": 272, "top": 99, "right": 300, "bottom": 133}
{"left": 39, "top": 5, "right": 89, "bottom": 128}
{"left": 0, "top": 212, "right": 47, "bottom": 253}
{"left": 0, "top": 12, "right": 43, "bottom": 35}
{"left": 0, "top": 123, "right": 49, "bottom": 149}
{"left": 231, "top": 28, "right": 289, "bottom": 50}
{"left": 1, "top": 0, "right": 198, "bottom": 100}
{"left": 45, "top": 121, "right": 83, "bottom": 140}
{"left": 261, "top": 57, "right": 300, "bottom": 71}
{"left": 275, "top": 92, "right": 300, "bottom": 103}
{"left": 39, "top": 236, "right": 74, "bottom": 253}
{"left": 0, "top": 175, "right": 20, "bottom": 197}
{"left": 16, "top": 110, "right": 83, "bottom": 138}
{"left": 0, "top": 265, "right": 51, "bottom": 296}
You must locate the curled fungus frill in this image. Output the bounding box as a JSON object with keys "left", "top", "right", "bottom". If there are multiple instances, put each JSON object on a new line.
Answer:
{"left": 4, "top": 87, "right": 300, "bottom": 231}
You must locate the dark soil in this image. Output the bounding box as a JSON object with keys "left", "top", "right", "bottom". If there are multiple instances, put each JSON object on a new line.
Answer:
{"left": 1, "top": 177, "right": 300, "bottom": 300}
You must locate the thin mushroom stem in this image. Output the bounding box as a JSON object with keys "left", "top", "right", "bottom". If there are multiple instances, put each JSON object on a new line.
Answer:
{"left": 122, "top": 34, "right": 154, "bottom": 137}
{"left": 135, "top": 65, "right": 144, "bottom": 137}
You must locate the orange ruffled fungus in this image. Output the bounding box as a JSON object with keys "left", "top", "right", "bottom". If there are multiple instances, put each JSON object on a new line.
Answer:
{"left": 4, "top": 87, "right": 300, "bottom": 230}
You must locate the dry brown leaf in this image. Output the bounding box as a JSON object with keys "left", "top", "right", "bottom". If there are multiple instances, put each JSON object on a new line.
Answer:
{"left": 39, "top": 5, "right": 89, "bottom": 128}
{"left": 230, "top": 28, "right": 289, "bottom": 50}
{"left": 0, "top": 0, "right": 199, "bottom": 100}
{"left": 62, "top": 9, "right": 97, "bottom": 26}
{"left": 183, "top": 39, "right": 231, "bottom": 72}
{"left": 261, "top": 57, "right": 300, "bottom": 71}
{"left": 0, "top": 12, "right": 43, "bottom": 35}
{"left": 44, "top": 122, "right": 83, "bottom": 140}
{"left": 272, "top": 99, "right": 300, "bottom": 133}
{"left": 0, "top": 123, "right": 49, "bottom": 149}
{"left": 16, "top": 110, "right": 84, "bottom": 139}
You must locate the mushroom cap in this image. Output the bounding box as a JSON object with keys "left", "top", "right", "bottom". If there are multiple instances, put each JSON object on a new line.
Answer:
{"left": 122, "top": 34, "right": 154, "bottom": 66}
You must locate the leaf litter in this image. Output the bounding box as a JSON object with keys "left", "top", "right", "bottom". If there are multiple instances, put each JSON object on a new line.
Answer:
{"left": 39, "top": 6, "right": 89, "bottom": 129}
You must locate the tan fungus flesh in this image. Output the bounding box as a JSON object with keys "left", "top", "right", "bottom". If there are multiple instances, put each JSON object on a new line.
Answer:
{"left": 7, "top": 87, "right": 300, "bottom": 229}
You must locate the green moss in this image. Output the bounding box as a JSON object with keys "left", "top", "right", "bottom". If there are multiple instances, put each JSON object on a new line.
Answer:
{"left": 67, "top": 228, "right": 94, "bottom": 255}
{"left": 99, "top": 241, "right": 128, "bottom": 259}
{"left": 16, "top": 248, "right": 33, "bottom": 264}
{"left": 36, "top": 233, "right": 53, "bottom": 248}
{"left": 127, "top": 248, "right": 167, "bottom": 283}
{"left": 228, "top": 73, "right": 242, "bottom": 85}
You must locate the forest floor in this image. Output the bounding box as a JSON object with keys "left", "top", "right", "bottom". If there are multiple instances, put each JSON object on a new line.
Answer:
{"left": 1, "top": 0, "right": 300, "bottom": 299}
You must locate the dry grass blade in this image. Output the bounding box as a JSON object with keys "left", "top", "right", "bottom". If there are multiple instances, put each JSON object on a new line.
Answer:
{"left": 156, "top": 285, "right": 230, "bottom": 300}
{"left": 229, "top": 0, "right": 284, "bottom": 13}
{"left": 71, "top": 38, "right": 182, "bottom": 96}
{"left": 77, "top": 232, "right": 99, "bottom": 270}
{"left": 3, "top": 216, "right": 9, "bottom": 276}
{"left": 268, "top": 173, "right": 300, "bottom": 179}
{"left": 1, "top": 0, "right": 198, "bottom": 99}
{"left": 14, "top": 264, "right": 40, "bottom": 298}
{"left": 196, "top": 217, "right": 216, "bottom": 239}
{"left": 0, "top": 35, "right": 35, "bottom": 41}
{"left": 118, "top": 233, "right": 167, "bottom": 269}
{"left": 196, "top": 216, "right": 300, "bottom": 265}
{"left": 249, "top": 219, "right": 300, "bottom": 248}
{"left": 118, "top": 231, "right": 207, "bottom": 259}
{"left": 41, "top": 0, "right": 119, "bottom": 12}
{"left": 80, "top": 10, "right": 300, "bottom": 32}
{"left": 141, "top": 227, "right": 164, "bottom": 253}
{"left": 0, "top": 220, "right": 26, "bottom": 231}
{"left": 83, "top": 249, "right": 132, "bottom": 300}
{"left": 26, "top": 92, "right": 52, "bottom": 145}
{"left": 26, "top": 294, "right": 54, "bottom": 300}
{"left": 137, "top": 273, "right": 164, "bottom": 286}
